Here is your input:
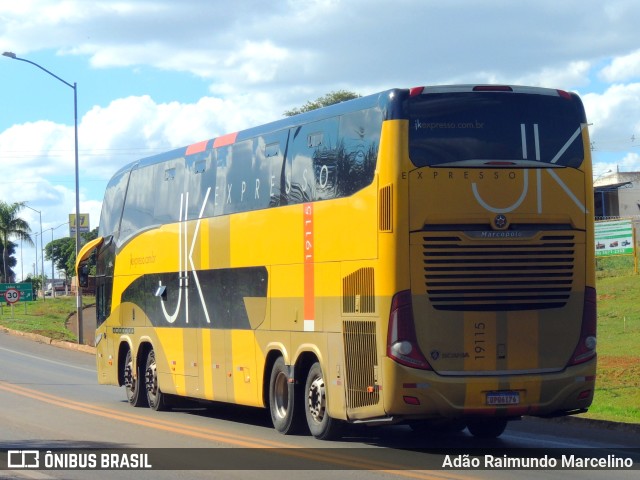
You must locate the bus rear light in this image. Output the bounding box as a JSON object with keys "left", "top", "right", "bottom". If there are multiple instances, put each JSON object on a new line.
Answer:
{"left": 484, "top": 161, "right": 516, "bottom": 166}
{"left": 578, "top": 389, "right": 592, "bottom": 400}
{"left": 387, "top": 290, "right": 432, "bottom": 370}
{"left": 403, "top": 396, "right": 421, "bottom": 405}
{"left": 472, "top": 85, "right": 513, "bottom": 92}
{"left": 568, "top": 287, "right": 597, "bottom": 366}
{"left": 410, "top": 86, "right": 425, "bottom": 96}
{"left": 556, "top": 89, "right": 572, "bottom": 99}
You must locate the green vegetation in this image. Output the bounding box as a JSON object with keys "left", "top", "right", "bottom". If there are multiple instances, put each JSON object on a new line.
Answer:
{"left": 1, "top": 263, "right": 639, "bottom": 425}
{"left": 0, "top": 200, "right": 34, "bottom": 282}
{"left": 283, "top": 90, "right": 361, "bottom": 116}
{"left": 585, "top": 257, "right": 640, "bottom": 423}
{"left": 0, "top": 296, "right": 88, "bottom": 342}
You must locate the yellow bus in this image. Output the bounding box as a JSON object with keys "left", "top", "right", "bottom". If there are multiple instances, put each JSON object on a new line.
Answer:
{"left": 77, "top": 84, "right": 597, "bottom": 439}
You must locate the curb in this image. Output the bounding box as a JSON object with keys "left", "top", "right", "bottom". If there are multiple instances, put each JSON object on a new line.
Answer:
{"left": 1, "top": 326, "right": 96, "bottom": 355}
{"left": 524, "top": 412, "right": 640, "bottom": 434}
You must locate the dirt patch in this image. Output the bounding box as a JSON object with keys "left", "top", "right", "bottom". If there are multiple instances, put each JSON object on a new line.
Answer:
{"left": 597, "top": 356, "right": 640, "bottom": 387}
{"left": 598, "top": 293, "right": 616, "bottom": 301}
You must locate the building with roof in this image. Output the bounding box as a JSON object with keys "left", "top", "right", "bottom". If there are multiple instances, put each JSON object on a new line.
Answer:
{"left": 593, "top": 171, "right": 640, "bottom": 220}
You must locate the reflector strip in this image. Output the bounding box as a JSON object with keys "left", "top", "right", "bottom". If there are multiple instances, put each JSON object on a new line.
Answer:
{"left": 303, "top": 203, "right": 315, "bottom": 332}
{"left": 186, "top": 140, "right": 208, "bottom": 155}
{"left": 213, "top": 132, "right": 238, "bottom": 148}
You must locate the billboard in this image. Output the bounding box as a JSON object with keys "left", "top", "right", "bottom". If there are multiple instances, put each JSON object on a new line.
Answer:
{"left": 69, "top": 213, "right": 90, "bottom": 236}
{"left": 595, "top": 219, "right": 634, "bottom": 257}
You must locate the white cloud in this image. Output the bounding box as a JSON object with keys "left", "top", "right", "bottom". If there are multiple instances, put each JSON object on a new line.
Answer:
{"left": 3, "top": 0, "right": 640, "bottom": 95}
{"left": 581, "top": 83, "right": 640, "bottom": 150}
{"left": 600, "top": 48, "right": 640, "bottom": 83}
{"left": 4, "top": 0, "right": 640, "bottom": 278}
{"left": 1, "top": 91, "right": 283, "bottom": 222}
{"left": 514, "top": 61, "right": 592, "bottom": 89}
{"left": 619, "top": 152, "right": 640, "bottom": 171}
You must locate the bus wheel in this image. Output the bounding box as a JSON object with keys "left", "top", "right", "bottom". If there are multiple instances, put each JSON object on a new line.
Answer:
{"left": 305, "top": 362, "right": 342, "bottom": 440}
{"left": 466, "top": 418, "right": 508, "bottom": 438}
{"left": 144, "top": 349, "right": 169, "bottom": 412}
{"left": 124, "top": 349, "right": 148, "bottom": 407}
{"left": 269, "top": 357, "right": 303, "bottom": 434}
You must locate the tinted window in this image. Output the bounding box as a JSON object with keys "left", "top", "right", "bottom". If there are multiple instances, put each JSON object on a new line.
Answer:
{"left": 286, "top": 109, "right": 379, "bottom": 204}
{"left": 98, "top": 170, "right": 130, "bottom": 238}
{"left": 95, "top": 240, "right": 115, "bottom": 325}
{"left": 119, "top": 165, "right": 157, "bottom": 244}
{"left": 336, "top": 109, "right": 380, "bottom": 197}
{"left": 153, "top": 158, "right": 186, "bottom": 224}
{"left": 288, "top": 118, "right": 340, "bottom": 204}
{"left": 186, "top": 149, "right": 216, "bottom": 220}
{"left": 114, "top": 107, "right": 382, "bottom": 242}
{"left": 409, "top": 92, "right": 586, "bottom": 168}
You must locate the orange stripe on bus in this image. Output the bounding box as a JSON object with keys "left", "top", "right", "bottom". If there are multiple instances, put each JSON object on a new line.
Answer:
{"left": 185, "top": 139, "right": 208, "bottom": 155}
{"left": 213, "top": 132, "right": 238, "bottom": 147}
{"left": 303, "top": 203, "right": 314, "bottom": 325}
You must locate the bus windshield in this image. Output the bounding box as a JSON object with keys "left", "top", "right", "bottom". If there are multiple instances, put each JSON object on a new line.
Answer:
{"left": 408, "top": 90, "right": 586, "bottom": 168}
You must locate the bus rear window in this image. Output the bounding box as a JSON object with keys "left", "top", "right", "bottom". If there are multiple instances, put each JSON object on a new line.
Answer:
{"left": 408, "top": 92, "right": 586, "bottom": 168}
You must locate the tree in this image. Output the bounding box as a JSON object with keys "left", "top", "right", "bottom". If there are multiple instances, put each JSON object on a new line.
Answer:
{"left": 0, "top": 201, "right": 33, "bottom": 282}
{"left": 0, "top": 239, "right": 19, "bottom": 282}
{"left": 24, "top": 273, "right": 43, "bottom": 295}
{"left": 45, "top": 237, "right": 76, "bottom": 281}
{"left": 44, "top": 227, "right": 99, "bottom": 280}
{"left": 284, "top": 90, "right": 361, "bottom": 116}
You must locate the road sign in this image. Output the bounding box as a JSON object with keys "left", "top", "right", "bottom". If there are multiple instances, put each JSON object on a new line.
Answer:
{"left": 4, "top": 288, "right": 20, "bottom": 304}
{"left": 69, "top": 213, "right": 90, "bottom": 236}
{"left": 0, "top": 283, "right": 34, "bottom": 302}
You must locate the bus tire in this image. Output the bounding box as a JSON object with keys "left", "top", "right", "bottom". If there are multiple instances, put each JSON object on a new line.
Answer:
{"left": 269, "top": 357, "right": 304, "bottom": 435}
{"left": 466, "top": 418, "right": 508, "bottom": 438}
{"left": 144, "top": 349, "right": 169, "bottom": 412}
{"left": 305, "top": 362, "right": 342, "bottom": 440}
{"left": 124, "top": 349, "right": 148, "bottom": 407}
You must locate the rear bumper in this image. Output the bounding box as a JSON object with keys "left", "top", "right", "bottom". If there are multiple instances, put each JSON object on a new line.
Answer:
{"left": 381, "top": 356, "right": 596, "bottom": 421}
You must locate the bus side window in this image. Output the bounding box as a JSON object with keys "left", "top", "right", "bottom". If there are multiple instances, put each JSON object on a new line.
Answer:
{"left": 257, "top": 130, "right": 289, "bottom": 208}
{"left": 337, "top": 108, "right": 381, "bottom": 197}
{"left": 287, "top": 118, "right": 339, "bottom": 204}
{"left": 120, "top": 165, "right": 156, "bottom": 243}
{"left": 153, "top": 159, "right": 186, "bottom": 224}
{"left": 78, "top": 263, "right": 90, "bottom": 287}
{"left": 186, "top": 150, "right": 216, "bottom": 220}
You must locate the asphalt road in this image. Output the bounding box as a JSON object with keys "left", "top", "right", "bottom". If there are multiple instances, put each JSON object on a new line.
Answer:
{"left": 0, "top": 328, "right": 638, "bottom": 480}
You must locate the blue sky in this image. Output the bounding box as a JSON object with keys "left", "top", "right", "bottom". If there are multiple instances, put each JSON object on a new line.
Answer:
{"left": 2, "top": 0, "right": 640, "bottom": 280}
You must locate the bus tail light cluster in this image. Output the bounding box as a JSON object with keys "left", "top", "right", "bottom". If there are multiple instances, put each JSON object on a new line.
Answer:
{"left": 387, "top": 290, "right": 432, "bottom": 370}
{"left": 568, "top": 287, "right": 597, "bottom": 366}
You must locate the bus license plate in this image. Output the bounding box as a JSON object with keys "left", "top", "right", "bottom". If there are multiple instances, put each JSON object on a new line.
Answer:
{"left": 486, "top": 391, "right": 520, "bottom": 405}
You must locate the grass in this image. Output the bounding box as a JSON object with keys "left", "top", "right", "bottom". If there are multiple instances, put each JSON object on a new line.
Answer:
{"left": 585, "top": 255, "right": 640, "bottom": 423}
{"left": 1, "top": 267, "right": 639, "bottom": 425}
{"left": 0, "top": 295, "right": 84, "bottom": 342}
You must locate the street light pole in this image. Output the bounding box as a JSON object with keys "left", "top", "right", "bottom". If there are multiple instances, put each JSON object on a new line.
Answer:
{"left": 44, "top": 222, "right": 71, "bottom": 298}
{"left": 24, "top": 204, "right": 45, "bottom": 301}
{"left": 33, "top": 232, "right": 39, "bottom": 294}
{"left": 4, "top": 51, "right": 83, "bottom": 344}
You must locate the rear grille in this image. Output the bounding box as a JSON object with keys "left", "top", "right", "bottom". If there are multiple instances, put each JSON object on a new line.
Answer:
{"left": 343, "top": 320, "right": 379, "bottom": 409}
{"left": 379, "top": 184, "right": 393, "bottom": 232}
{"left": 423, "top": 234, "right": 575, "bottom": 311}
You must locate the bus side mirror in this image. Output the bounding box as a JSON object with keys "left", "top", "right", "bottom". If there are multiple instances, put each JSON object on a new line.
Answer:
{"left": 79, "top": 264, "right": 90, "bottom": 288}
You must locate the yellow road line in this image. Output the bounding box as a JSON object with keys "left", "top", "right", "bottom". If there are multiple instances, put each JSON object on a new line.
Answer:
{"left": 0, "top": 381, "right": 473, "bottom": 480}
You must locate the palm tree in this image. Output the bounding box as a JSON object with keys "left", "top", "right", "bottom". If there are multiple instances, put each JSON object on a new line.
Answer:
{"left": 0, "top": 201, "right": 34, "bottom": 283}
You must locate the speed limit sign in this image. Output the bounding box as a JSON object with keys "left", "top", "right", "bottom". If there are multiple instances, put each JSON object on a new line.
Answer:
{"left": 5, "top": 288, "right": 20, "bottom": 304}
